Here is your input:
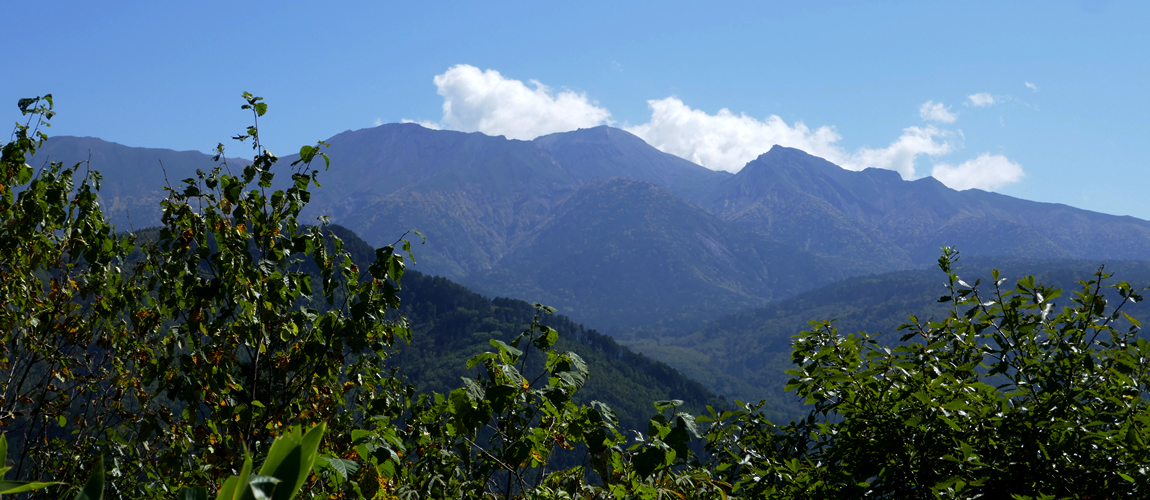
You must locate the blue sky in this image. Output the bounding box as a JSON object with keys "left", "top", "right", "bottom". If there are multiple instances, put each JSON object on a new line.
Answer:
{"left": 9, "top": 1, "right": 1149, "bottom": 218}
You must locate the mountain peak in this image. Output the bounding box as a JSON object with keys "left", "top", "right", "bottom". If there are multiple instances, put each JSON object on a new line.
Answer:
{"left": 528, "top": 126, "right": 728, "bottom": 202}
{"left": 744, "top": 144, "right": 841, "bottom": 174}
{"left": 533, "top": 125, "right": 646, "bottom": 149}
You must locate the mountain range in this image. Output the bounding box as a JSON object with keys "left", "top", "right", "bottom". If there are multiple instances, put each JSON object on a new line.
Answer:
{"left": 33, "top": 125, "right": 1150, "bottom": 335}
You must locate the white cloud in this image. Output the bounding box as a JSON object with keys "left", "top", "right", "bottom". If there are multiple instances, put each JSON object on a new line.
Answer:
{"left": 1025, "top": 81, "right": 1039, "bottom": 91}
{"left": 919, "top": 100, "right": 957, "bottom": 123}
{"left": 431, "top": 64, "right": 610, "bottom": 140}
{"left": 843, "top": 126, "right": 954, "bottom": 178}
{"left": 422, "top": 65, "right": 1022, "bottom": 190}
{"left": 622, "top": 97, "right": 843, "bottom": 173}
{"left": 931, "top": 153, "right": 1024, "bottom": 191}
{"left": 623, "top": 97, "right": 953, "bottom": 178}
{"left": 968, "top": 93, "right": 995, "bottom": 107}
{"left": 373, "top": 118, "right": 383, "bottom": 127}
{"left": 401, "top": 119, "right": 441, "bottom": 130}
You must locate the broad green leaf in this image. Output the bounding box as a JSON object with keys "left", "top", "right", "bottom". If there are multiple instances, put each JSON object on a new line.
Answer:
{"left": 633, "top": 448, "right": 665, "bottom": 479}
{"left": 72, "top": 458, "right": 104, "bottom": 500}
{"left": 216, "top": 451, "right": 253, "bottom": 500}
{"left": 258, "top": 422, "right": 325, "bottom": 500}
{"left": 533, "top": 326, "right": 559, "bottom": 350}
{"left": 0, "top": 480, "right": 63, "bottom": 495}
{"left": 315, "top": 455, "right": 358, "bottom": 479}
{"left": 674, "top": 413, "right": 700, "bottom": 439}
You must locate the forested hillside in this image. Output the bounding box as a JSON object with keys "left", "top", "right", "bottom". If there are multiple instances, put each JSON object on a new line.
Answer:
{"left": 324, "top": 226, "right": 725, "bottom": 431}
{"left": 625, "top": 256, "right": 1150, "bottom": 417}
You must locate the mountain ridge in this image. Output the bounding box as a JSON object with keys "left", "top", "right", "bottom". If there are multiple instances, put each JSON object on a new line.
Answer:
{"left": 32, "top": 126, "right": 1150, "bottom": 337}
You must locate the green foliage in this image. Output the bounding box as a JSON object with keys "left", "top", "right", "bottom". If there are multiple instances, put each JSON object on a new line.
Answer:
{"left": 633, "top": 258, "right": 1150, "bottom": 421}
{"left": 72, "top": 458, "right": 104, "bottom": 500}
{"left": 705, "top": 248, "right": 1150, "bottom": 498}
{"left": 0, "top": 93, "right": 130, "bottom": 493}
{"left": 0, "top": 433, "right": 61, "bottom": 494}
{"left": 1, "top": 94, "right": 413, "bottom": 497}
{"left": 348, "top": 305, "right": 729, "bottom": 499}
{"left": 382, "top": 266, "right": 722, "bottom": 433}
{"left": 209, "top": 423, "right": 325, "bottom": 500}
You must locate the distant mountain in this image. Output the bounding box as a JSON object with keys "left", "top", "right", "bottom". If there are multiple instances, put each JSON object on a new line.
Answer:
{"left": 29, "top": 136, "right": 248, "bottom": 229}
{"left": 531, "top": 126, "right": 728, "bottom": 204}
{"left": 461, "top": 177, "right": 839, "bottom": 331}
{"left": 706, "top": 145, "right": 1150, "bottom": 269}
{"left": 297, "top": 124, "right": 731, "bottom": 280}
{"left": 317, "top": 124, "right": 575, "bottom": 278}
{"left": 33, "top": 128, "right": 1150, "bottom": 338}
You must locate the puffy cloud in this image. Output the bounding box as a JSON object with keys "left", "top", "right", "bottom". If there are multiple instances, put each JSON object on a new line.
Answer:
{"left": 622, "top": 97, "right": 844, "bottom": 173}
{"left": 843, "top": 126, "right": 954, "bottom": 178}
{"left": 422, "top": 65, "right": 1022, "bottom": 190}
{"left": 431, "top": 64, "right": 610, "bottom": 140}
{"left": 372, "top": 118, "right": 383, "bottom": 127}
{"left": 624, "top": 97, "right": 953, "bottom": 177}
{"left": 1025, "top": 81, "right": 1039, "bottom": 91}
{"left": 931, "top": 153, "right": 1024, "bottom": 191}
{"left": 919, "top": 100, "right": 957, "bottom": 123}
{"left": 968, "top": 93, "right": 995, "bottom": 107}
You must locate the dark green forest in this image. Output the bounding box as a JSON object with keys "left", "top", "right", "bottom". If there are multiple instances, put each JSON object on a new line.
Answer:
{"left": 325, "top": 224, "right": 722, "bottom": 433}
{"left": 3, "top": 95, "right": 1150, "bottom": 499}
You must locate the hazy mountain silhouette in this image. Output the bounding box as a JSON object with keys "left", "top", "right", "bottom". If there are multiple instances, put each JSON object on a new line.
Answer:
{"left": 706, "top": 145, "right": 1150, "bottom": 269}
{"left": 34, "top": 127, "right": 1150, "bottom": 335}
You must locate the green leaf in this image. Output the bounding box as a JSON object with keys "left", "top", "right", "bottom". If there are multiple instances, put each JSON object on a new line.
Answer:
{"left": 1123, "top": 311, "right": 1141, "bottom": 328}
{"left": 674, "top": 413, "right": 700, "bottom": 439}
{"left": 258, "top": 422, "right": 326, "bottom": 500}
{"left": 533, "top": 326, "right": 559, "bottom": 350}
{"left": 73, "top": 458, "right": 104, "bottom": 500}
{"left": 216, "top": 450, "right": 253, "bottom": 500}
{"left": 298, "top": 145, "right": 315, "bottom": 162}
{"left": 938, "top": 415, "right": 962, "bottom": 432}
{"left": 0, "top": 480, "right": 63, "bottom": 495}
{"left": 466, "top": 352, "right": 497, "bottom": 369}
{"left": 16, "top": 165, "right": 33, "bottom": 184}
{"left": 316, "top": 455, "right": 359, "bottom": 479}
{"left": 490, "top": 339, "right": 523, "bottom": 359}
{"left": 633, "top": 448, "right": 665, "bottom": 479}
